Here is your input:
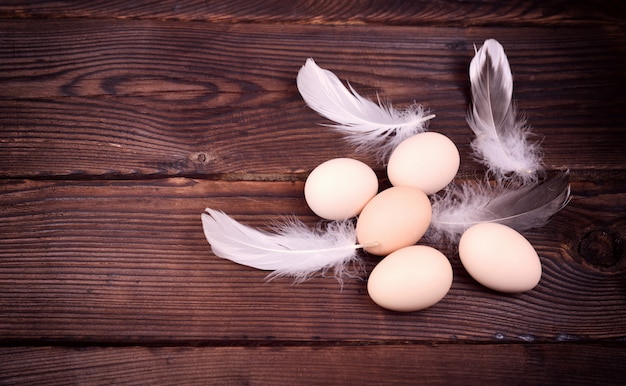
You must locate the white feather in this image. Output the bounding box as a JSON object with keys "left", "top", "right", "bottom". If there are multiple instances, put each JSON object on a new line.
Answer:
{"left": 427, "top": 171, "right": 571, "bottom": 244}
{"left": 296, "top": 58, "right": 435, "bottom": 161}
{"left": 467, "top": 39, "right": 542, "bottom": 182}
{"left": 201, "top": 208, "right": 374, "bottom": 283}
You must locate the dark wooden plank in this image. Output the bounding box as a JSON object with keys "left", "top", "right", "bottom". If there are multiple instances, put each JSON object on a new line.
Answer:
{"left": 1, "top": 177, "right": 624, "bottom": 343}
{"left": 1, "top": 20, "right": 625, "bottom": 178}
{"left": 1, "top": 344, "right": 625, "bottom": 385}
{"left": 1, "top": 1, "right": 624, "bottom": 383}
{"left": 1, "top": 0, "right": 625, "bottom": 26}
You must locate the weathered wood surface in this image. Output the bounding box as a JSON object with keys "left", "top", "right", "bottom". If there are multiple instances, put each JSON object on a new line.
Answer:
{"left": 1, "top": 1, "right": 625, "bottom": 384}
{"left": 1, "top": 20, "right": 625, "bottom": 178}
{"left": 2, "top": 345, "right": 625, "bottom": 385}
{"left": 1, "top": 0, "right": 625, "bottom": 25}
{"left": 0, "top": 178, "right": 625, "bottom": 344}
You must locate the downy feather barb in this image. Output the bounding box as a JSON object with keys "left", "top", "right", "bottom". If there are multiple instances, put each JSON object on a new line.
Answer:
{"left": 467, "top": 39, "right": 542, "bottom": 182}
{"left": 297, "top": 58, "right": 435, "bottom": 162}
{"left": 201, "top": 208, "right": 375, "bottom": 283}
{"left": 427, "top": 171, "right": 571, "bottom": 244}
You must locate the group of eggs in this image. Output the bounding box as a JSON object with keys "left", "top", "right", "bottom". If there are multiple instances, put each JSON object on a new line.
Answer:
{"left": 304, "top": 132, "right": 542, "bottom": 312}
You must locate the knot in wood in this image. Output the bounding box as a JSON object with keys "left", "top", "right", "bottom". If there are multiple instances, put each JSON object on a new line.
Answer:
{"left": 190, "top": 151, "right": 215, "bottom": 165}
{"left": 578, "top": 229, "right": 623, "bottom": 267}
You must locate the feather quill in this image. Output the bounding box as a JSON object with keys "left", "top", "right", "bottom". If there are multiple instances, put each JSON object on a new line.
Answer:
{"left": 202, "top": 208, "right": 374, "bottom": 283}
{"left": 467, "top": 39, "right": 542, "bottom": 182}
{"left": 296, "top": 58, "right": 435, "bottom": 161}
{"left": 427, "top": 171, "right": 571, "bottom": 244}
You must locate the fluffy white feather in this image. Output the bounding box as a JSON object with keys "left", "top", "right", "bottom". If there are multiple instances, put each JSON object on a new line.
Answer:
{"left": 201, "top": 208, "right": 373, "bottom": 283}
{"left": 297, "top": 58, "right": 435, "bottom": 161}
{"left": 467, "top": 39, "right": 542, "bottom": 182}
{"left": 427, "top": 171, "right": 571, "bottom": 243}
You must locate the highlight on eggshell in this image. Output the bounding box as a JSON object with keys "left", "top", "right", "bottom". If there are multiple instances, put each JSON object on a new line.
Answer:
{"left": 304, "top": 157, "right": 379, "bottom": 221}
{"left": 387, "top": 132, "right": 460, "bottom": 195}
{"left": 458, "top": 222, "right": 542, "bottom": 293}
{"left": 356, "top": 186, "right": 432, "bottom": 256}
{"left": 367, "top": 245, "right": 453, "bottom": 312}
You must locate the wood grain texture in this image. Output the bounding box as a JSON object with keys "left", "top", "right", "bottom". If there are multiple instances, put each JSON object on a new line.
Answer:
{"left": 1, "top": 344, "right": 626, "bottom": 385}
{"left": 1, "top": 20, "right": 625, "bottom": 178}
{"left": 1, "top": 178, "right": 624, "bottom": 343}
{"left": 1, "top": 0, "right": 625, "bottom": 25}
{"left": 1, "top": 1, "right": 625, "bottom": 383}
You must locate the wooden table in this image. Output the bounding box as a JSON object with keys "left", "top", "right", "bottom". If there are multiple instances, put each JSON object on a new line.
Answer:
{"left": 1, "top": 1, "right": 625, "bottom": 384}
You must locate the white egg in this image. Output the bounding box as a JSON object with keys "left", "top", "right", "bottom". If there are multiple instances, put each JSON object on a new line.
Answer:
{"left": 459, "top": 222, "right": 542, "bottom": 293}
{"left": 367, "top": 245, "right": 453, "bottom": 312}
{"left": 387, "top": 132, "right": 460, "bottom": 195}
{"left": 304, "top": 158, "right": 378, "bottom": 220}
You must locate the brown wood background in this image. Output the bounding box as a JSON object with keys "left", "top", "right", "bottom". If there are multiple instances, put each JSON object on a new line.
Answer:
{"left": 1, "top": 1, "right": 625, "bottom": 384}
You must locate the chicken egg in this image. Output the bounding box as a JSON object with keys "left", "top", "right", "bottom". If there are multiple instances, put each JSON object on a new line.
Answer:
{"left": 459, "top": 222, "right": 542, "bottom": 293}
{"left": 304, "top": 158, "right": 378, "bottom": 220}
{"left": 356, "top": 186, "right": 431, "bottom": 255}
{"left": 387, "top": 132, "right": 460, "bottom": 194}
{"left": 367, "top": 245, "right": 453, "bottom": 312}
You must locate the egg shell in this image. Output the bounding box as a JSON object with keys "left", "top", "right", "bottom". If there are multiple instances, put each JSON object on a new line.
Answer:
{"left": 304, "top": 158, "right": 378, "bottom": 220}
{"left": 387, "top": 132, "right": 460, "bottom": 195}
{"left": 356, "top": 186, "right": 431, "bottom": 256}
{"left": 367, "top": 245, "right": 453, "bottom": 312}
{"left": 459, "top": 222, "right": 542, "bottom": 293}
